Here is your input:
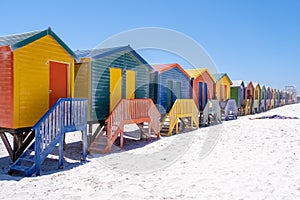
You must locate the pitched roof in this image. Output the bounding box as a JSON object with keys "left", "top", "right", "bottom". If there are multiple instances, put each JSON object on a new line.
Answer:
{"left": 212, "top": 73, "right": 232, "bottom": 84}
{"left": 0, "top": 27, "right": 77, "bottom": 59}
{"left": 75, "top": 45, "right": 153, "bottom": 70}
{"left": 231, "top": 80, "right": 244, "bottom": 87}
{"left": 0, "top": 30, "right": 42, "bottom": 46}
{"left": 75, "top": 46, "right": 128, "bottom": 58}
{"left": 152, "top": 63, "right": 191, "bottom": 79}
{"left": 185, "top": 68, "right": 216, "bottom": 82}
{"left": 244, "top": 81, "right": 254, "bottom": 88}
{"left": 252, "top": 82, "right": 260, "bottom": 88}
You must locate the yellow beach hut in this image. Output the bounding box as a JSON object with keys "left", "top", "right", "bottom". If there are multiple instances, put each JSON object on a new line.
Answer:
{"left": 0, "top": 27, "right": 78, "bottom": 162}
{"left": 252, "top": 83, "right": 261, "bottom": 113}
{"left": 212, "top": 73, "right": 232, "bottom": 102}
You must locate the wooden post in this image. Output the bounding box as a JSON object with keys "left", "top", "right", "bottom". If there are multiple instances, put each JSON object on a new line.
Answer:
{"left": 58, "top": 133, "right": 64, "bottom": 169}
{"left": 82, "top": 100, "right": 87, "bottom": 160}
{"left": 148, "top": 121, "right": 151, "bottom": 139}
{"left": 120, "top": 132, "right": 124, "bottom": 148}
{"left": 82, "top": 129, "right": 87, "bottom": 161}
{"left": 35, "top": 128, "right": 41, "bottom": 176}
{"left": 0, "top": 132, "right": 13, "bottom": 161}
{"left": 176, "top": 118, "right": 179, "bottom": 134}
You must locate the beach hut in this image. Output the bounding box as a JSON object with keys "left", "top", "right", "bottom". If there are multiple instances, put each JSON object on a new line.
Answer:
{"left": 285, "top": 86, "right": 297, "bottom": 104}
{"left": 260, "top": 85, "right": 267, "bottom": 111}
{"left": 212, "top": 73, "right": 232, "bottom": 102}
{"left": 0, "top": 28, "right": 88, "bottom": 175}
{"left": 276, "top": 89, "right": 281, "bottom": 107}
{"left": 265, "top": 87, "right": 271, "bottom": 110}
{"left": 230, "top": 80, "right": 245, "bottom": 108}
{"left": 280, "top": 90, "right": 286, "bottom": 106}
{"left": 270, "top": 88, "right": 276, "bottom": 109}
{"left": 252, "top": 83, "right": 261, "bottom": 113}
{"left": 75, "top": 45, "right": 153, "bottom": 121}
{"left": 152, "top": 63, "right": 192, "bottom": 114}
{"left": 0, "top": 28, "right": 77, "bottom": 149}
{"left": 75, "top": 46, "right": 161, "bottom": 152}
{"left": 244, "top": 81, "right": 254, "bottom": 100}
{"left": 0, "top": 27, "right": 77, "bottom": 130}
{"left": 243, "top": 81, "right": 254, "bottom": 114}
{"left": 185, "top": 68, "right": 216, "bottom": 111}
{"left": 152, "top": 64, "right": 198, "bottom": 135}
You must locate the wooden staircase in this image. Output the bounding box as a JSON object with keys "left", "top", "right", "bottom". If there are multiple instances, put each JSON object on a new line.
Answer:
{"left": 8, "top": 98, "right": 88, "bottom": 177}
{"left": 240, "top": 99, "right": 251, "bottom": 115}
{"left": 160, "top": 99, "right": 199, "bottom": 136}
{"left": 200, "top": 100, "right": 221, "bottom": 126}
{"left": 88, "top": 99, "right": 160, "bottom": 154}
{"left": 259, "top": 99, "right": 266, "bottom": 112}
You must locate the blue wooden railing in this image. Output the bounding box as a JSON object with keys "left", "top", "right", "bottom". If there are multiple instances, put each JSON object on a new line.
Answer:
{"left": 32, "top": 98, "right": 88, "bottom": 176}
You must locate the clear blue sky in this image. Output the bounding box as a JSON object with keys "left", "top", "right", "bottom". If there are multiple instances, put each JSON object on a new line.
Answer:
{"left": 1, "top": 0, "right": 300, "bottom": 93}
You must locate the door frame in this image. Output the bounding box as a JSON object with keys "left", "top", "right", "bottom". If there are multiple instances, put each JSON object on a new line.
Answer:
{"left": 48, "top": 60, "right": 70, "bottom": 107}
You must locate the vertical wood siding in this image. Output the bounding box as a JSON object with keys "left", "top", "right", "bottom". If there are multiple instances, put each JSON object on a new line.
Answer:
{"left": 0, "top": 46, "right": 14, "bottom": 128}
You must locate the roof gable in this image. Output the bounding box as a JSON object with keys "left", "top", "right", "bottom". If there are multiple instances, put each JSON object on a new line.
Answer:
{"left": 212, "top": 73, "right": 232, "bottom": 84}
{"left": 231, "top": 80, "right": 244, "bottom": 87}
{"left": 75, "top": 45, "right": 153, "bottom": 70}
{"left": 252, "top": 82, "right": 261, "bottom": 89}
{"left": 152, "top": 63, "right": 191, "bottom": 79}
{"left": 185, "top": 68, "right": 216, "bottom": 82}
{"left": 0, "top": 27, "right": 77, "bottom": 60}
{"left": 244, "top": 81, "right": 254, "bottom": 89}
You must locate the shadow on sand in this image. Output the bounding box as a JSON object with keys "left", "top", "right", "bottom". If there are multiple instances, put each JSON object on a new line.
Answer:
{"left": 0, "top": 141, "right": 89, "bottom": 180}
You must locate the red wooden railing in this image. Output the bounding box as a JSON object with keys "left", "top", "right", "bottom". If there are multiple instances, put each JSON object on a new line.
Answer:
{"left": 102, "top": 98, "right": 160, "bottom": 152}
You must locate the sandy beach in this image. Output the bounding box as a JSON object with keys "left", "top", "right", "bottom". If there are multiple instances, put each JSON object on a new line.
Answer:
{"left": 0, "top": 103, "right": 299, "bottom": 200}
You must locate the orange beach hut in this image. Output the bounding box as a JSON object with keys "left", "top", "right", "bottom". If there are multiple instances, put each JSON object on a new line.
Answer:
{"left": 186, "top": 68, "right": 216, "bottom": 111}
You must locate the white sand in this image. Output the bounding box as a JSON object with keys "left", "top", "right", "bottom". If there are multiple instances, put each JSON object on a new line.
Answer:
{"left": 0, "top": 104, "right": 300, "bottom": 199}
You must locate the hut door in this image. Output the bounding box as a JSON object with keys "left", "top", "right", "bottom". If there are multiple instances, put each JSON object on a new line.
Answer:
{"left": 198, "top": 82, "right": 203, "bottom": 110}
{"left": 49, "top": 61, "right": 68, "bottom": 107}
{"left": 166, "top": 80, "right": 173, "bottom": 112}
{"left": 126, "top": 70, "right": 135, "bottom": 99}
{"left": 175, "top": 81, "right": 181, "bottom": 99}
{"left": 204, "top": 83, "right": 208, "bottom": 108}
{"left": 110, "top": 68, "right": 122, "bottom": 112}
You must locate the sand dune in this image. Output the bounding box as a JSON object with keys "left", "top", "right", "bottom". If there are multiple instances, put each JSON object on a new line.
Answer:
{"left": 0, "top": 104, "right": 299, "bottom": 199}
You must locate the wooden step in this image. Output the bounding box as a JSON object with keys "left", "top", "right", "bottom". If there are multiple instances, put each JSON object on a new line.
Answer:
{"left": 88, "top": 146, "right": 109, "bottom": 154}
{"left": 9, "top": 165, "right": 32, "bottom": 173}
{"left": 19, "top": 156, "right": 35, "bottom": 163}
